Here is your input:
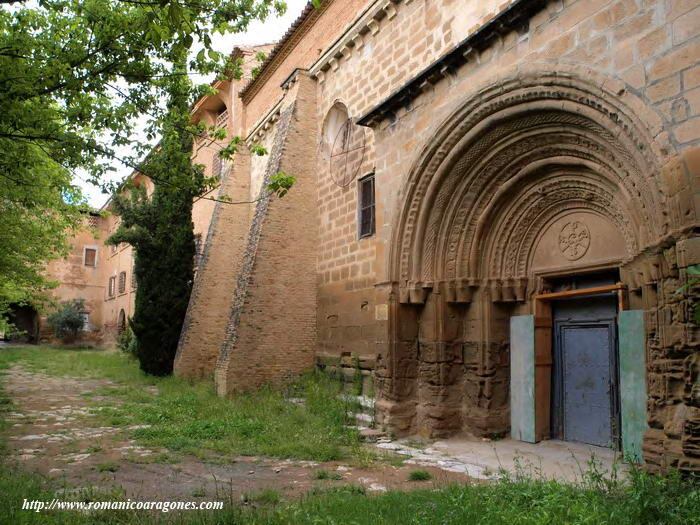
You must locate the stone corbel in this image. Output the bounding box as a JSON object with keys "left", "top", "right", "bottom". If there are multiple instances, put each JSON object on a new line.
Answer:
{"left": 512, "top": 277, "right": 528, "bottom": 302}
{"left": 340, "top": 45, "right": 353, "bottom": 61}
{"left": 501, "top": 280, "right": 516, "bottom": 302}
{"left": 648, "top": 252, "right": 664, "bottom": 282}
{"left": 398, "top": 281, "right": 432, "bottom": 305}
{"left": 462, "top": 46, "right": 475, "bottom": 61}
{"left": 663, "top": 245, "right": 679, "bottom": 277}
{"left": 620, "top": 264, "right": 642, "bottom": 292}
{"left": 677, "top": 236, "right": 700, "bottom": 269}
{"left": 489, "top": 277, "right": 528, "bottom": 303}
{"left": 443, "top": 278, "right": 479, "bottom": 304}
{"left": 352, "top": 34, "right": 364, "bottom": 50}
{"left": 641, "top": 256, "right": 660, "bottom": 284}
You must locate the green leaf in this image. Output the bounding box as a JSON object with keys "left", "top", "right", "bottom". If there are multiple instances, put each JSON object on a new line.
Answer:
{"left": 687, "top": 264, "right": 700, "bottom": 276}
{"left": 268, "top": 172, "right": 296, "bottom": 198}
{"left": 249, "top": 144, "right": 268, "bottom": 156}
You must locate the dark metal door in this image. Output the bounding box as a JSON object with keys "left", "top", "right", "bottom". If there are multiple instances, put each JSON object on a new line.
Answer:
{"left": 552, "top": 296, "right": 619, "bottom": 448}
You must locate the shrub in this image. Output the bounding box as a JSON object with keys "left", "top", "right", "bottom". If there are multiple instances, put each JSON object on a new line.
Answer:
{"left": 408, "top": 469, "right": 432, "bottom": 481}
{"left": 116, "top": 324, "right": 137, "bottom": 356}
{"left": 47, "top": 299, "right": 85, "bottom": 341}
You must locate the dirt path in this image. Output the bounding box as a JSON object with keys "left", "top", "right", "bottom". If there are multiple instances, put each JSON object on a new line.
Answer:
{"left": 3, "top": 366, "right": 469, "bottom": 501}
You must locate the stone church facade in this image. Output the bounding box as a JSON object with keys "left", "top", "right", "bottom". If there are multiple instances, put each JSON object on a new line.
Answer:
{"left": 44, "top": 0, "right": 699, "bottom": 473}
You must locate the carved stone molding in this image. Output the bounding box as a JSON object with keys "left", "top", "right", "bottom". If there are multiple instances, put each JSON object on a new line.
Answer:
{"left": 558, "top": 221, "right": 591, "bottom": 261}
{"left": 389, "top": 72, "right": 665, "bottom": 289}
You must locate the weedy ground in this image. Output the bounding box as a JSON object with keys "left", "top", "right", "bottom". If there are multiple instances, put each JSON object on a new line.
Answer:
{"left": 0, "top": 345, "right": 698, "bottom": 524}
{"left": 0, "top": 345, "right": 362, "bottom": 461}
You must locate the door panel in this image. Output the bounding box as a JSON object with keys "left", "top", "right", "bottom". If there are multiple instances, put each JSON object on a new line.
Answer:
{"left": 552, "top": 295, "right": 619, "bottom": 448}
{"left": 559, "top": 323, "right": 615, "bottom": 447}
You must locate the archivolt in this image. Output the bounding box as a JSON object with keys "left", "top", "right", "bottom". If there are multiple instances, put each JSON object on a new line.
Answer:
{"left": 475, "top": 166, "right": 635, "bottom": 279}
{"left": 392, "top": 70, "right": 667, "bottom": 286}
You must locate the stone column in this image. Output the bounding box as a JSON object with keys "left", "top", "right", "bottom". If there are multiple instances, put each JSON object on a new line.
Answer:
{"left": 462, "top": 286, "right": 510, "bottom": 437}
{"left": 415, "top": 286, "right": 466, "bottom": 437}
{"left": 375, "top": 287, "right": 420, "bottom": 435}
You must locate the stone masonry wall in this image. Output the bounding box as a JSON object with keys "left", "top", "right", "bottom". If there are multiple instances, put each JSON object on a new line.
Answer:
{"left": 215, "top": 72, "right": 320, "bottom": 394}
{"left": 174, "top": 152, "right": 254, "bottom": 379}
{"left": 169, "top": 0, "right": 698, "bottom": 470}
{"left": 242, "top": 0, "right": 370, "bottom": 130}
{"left": 316, "top": 0, "right": 700, "bottom": 301}
{"left": 629, "top": 147, "right": 700, "bottom": 475}
{"left": 299, "top": 0, "right": 699, "bottom": 467}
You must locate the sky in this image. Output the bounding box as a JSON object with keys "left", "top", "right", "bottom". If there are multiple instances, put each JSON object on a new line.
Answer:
{"left": 78, "top": 0, "right": 308, "bottom": 208}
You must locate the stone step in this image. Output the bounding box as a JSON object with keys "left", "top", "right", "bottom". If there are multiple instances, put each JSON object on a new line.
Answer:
{"left": 340, "top": 394, "right": 375, "bottom": 411}
{"left": 355, "top": 412, "right": 373, "bottom": 425}
{"left": 358, "top": 427, "right": 386, "bottom": 443}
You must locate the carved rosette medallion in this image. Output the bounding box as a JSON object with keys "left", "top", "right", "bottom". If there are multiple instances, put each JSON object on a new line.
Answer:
{"left": 558, "top": 221, "right": 591, "bottom": 261}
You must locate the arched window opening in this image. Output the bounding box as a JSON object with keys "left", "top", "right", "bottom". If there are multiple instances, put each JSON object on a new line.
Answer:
{"left": 117, "top": 309, "right": 126, "bottom": 335}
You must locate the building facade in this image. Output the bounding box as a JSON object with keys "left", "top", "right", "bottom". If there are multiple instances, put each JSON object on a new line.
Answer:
{"left": 41, "top": 48, "right": 268, "bottom": 344}
{"left": 52, "top": 0, "right": 700, "bottom": 473}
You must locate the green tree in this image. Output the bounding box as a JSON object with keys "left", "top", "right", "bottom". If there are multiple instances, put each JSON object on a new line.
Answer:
{"left": 0, "top": 142, "right": 83, "bottom": 332}
{"left": 107, "top": 49, "right": 202, "bottom": 375}
{"left": 0, "top": 0, "right": 286, "bottom": 325}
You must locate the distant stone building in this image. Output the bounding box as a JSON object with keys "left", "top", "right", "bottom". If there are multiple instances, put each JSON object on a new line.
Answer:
{"left": 52, "top": 0, "right": 700, "bottom": 473}
{"left": 42, "top": 47, "right": 271, "bottom": 345}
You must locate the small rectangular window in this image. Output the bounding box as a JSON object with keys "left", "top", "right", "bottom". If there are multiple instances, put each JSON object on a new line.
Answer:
{"left": 358, "top": 174, "right": 375, "bottom": 238}
{"left": 118, "top": 271, "right": 126, "bottom": 294}
{"left": 108, "top": 276, "right": 116, "bottom": 297}
{"left": 84, "top": 247, "right": 97, "bottom": 267}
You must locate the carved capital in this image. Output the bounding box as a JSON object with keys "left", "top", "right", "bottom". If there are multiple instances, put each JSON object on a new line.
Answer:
{"left": 399, "top": 281, "right": 433, "bottom": 304}
{"left": 489, "top": 277, "right": 528, "bottom": 303}
{"left": 442, "top": 278, "right": 480, "bottom": 304}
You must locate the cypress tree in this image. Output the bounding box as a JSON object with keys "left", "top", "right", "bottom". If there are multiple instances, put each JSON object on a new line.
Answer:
{"left": 108, "top": 51, "right": 203, "bottom": 376}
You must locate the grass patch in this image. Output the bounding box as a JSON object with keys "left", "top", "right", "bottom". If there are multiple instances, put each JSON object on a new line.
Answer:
{"left": 96, "top": 462, "right": 119, "bottom": 473}
{"left": 314, "top": 469, "right": 342, "bottom": 481}
{"left": 259, "top": 472, "right": 699, "bottom": 524}
{"left": 0, "top": 345, "right": 360, "bottom": 462}
{"left": 191, "top": 486, "right": 206, "bottom": 498}
{"left": 407, "top": 469, "right": 432, "bottom": 481}
{"left": 243, "top": 488, "right": 282, "bottom": 506}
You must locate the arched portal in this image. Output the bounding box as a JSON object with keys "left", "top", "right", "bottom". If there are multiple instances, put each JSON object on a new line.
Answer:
{"left": 378, "top": 71, "right": 669, "bottom": 443}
